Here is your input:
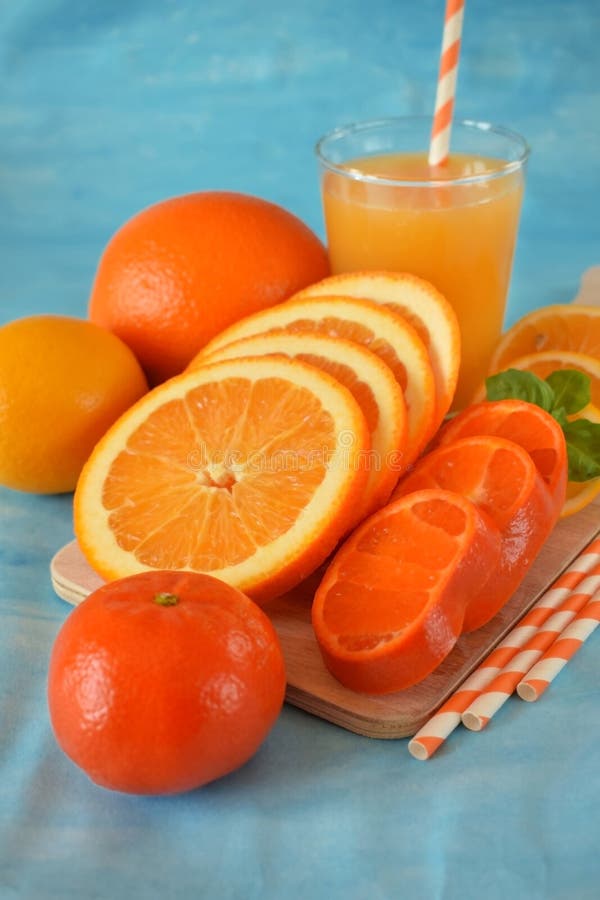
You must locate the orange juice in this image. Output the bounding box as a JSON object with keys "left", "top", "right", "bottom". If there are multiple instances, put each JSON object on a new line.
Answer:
{"left": 321, "top": 150, "right": 525, "bottom": 410}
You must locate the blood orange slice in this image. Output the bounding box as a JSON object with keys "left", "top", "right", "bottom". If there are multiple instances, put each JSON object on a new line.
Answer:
{"left": 392, "top": 435, "right": 558, "bottom": 632}
{"left": 436, "top": 399, "right": 568, "bottom": 517}
{"left": 312, "top": 489, "right": 501, "bottom": 694}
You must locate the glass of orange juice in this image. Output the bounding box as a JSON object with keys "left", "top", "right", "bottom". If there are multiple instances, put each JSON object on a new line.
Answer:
{"left": 316, "top": 117, "right": 530, "bottom": 410}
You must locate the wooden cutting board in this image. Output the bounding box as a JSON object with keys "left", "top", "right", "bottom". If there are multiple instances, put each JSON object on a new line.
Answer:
{"left": 50, "top": 495, "right": 600, "bottom": 740}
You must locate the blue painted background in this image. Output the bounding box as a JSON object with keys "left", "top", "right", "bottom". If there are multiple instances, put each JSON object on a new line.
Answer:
{"left": 1, "top": 2, "right": 599, "bottom": 898}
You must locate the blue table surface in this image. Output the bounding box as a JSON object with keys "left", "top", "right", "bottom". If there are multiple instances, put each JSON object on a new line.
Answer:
{"left": 1, "top": 2, "right": 599, "bottom": 898}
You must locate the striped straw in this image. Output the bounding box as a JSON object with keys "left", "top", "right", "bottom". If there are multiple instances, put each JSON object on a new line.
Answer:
{"left": 428, "top": 0, "right": 465, "bottom": 166}
{"left": 517, "top": 596, "right": 600, "bottom": 701}
{"left": 461, "top": 562, "right": 600, "bottom": 731}
{"left": 408, "top": 536, "right": 600, "bottom": 758}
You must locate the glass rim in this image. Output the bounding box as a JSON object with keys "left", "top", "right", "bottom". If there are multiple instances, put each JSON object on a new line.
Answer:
{"left": 315, "top": 116, "right": 531, "bottom": 188}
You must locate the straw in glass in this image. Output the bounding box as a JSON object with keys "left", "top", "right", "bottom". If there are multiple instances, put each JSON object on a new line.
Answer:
{"left": 428, "top": 0, "right": 465, "bottom": 166}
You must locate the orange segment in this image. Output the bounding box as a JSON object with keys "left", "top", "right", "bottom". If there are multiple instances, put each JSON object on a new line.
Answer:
{"left": 294, "top": 270, "right": 461, "bottom": 426}
{"left": 312, "top": 489, "right": 502, "bottom": 694}
{"left": 435, "top": 399, "right": 568, "bottom": 517}
{"left": 189, "top": 332, "right": 408, "bottom": 520}
{"left": 489, "top": 304, "right": 600, "bottom": 374}
{"left": 392, "top": 435, "right": 558, "bottom": 632}
{"left": 197, "top": 294, "right": 436, "bottom": 464}
{"left": 74, "top": 356, "right": 370, "bottom": 603}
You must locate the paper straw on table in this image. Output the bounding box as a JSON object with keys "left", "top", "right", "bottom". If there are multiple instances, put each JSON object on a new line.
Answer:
{"left": 517, "top": 596, "right": 600, "bottom": 701}
{"left": 461, "top": 562, "right": 600, "bottom": 731}
{"left": 428, "top": 0, "right": 465, "bottom": 166}
{"left": 408, "top": 537, "right": 600, "bottom": 759}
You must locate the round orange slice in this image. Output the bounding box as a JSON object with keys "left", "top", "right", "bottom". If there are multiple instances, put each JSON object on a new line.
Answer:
{"left": 197, "top": 295, "right": 436, "bottom": 465}
{"left": 312, "top": 489, "right": 502, "bottom": 694}
{"left": 474, "top": 349, "right": 600, "bottom": 408}
{"left": 190, "top": 331, "right": 408, "bottom": 520}
{"left": 392, "top": 435, "right": 558, "bottom": 632}
{"left": 489, "top": 304, "right": 600, "bottom": 374}
{"left": 435, "top": 399, "right": 568, "bottom": 517}
{"left": 294, "top": 270, "right": 461, "bottom": 427}
{"left": 502, "top": 351, "right": 600, "bottom": 408}
{"left": 74, "top": 356, "right": 370, "bottom": 603}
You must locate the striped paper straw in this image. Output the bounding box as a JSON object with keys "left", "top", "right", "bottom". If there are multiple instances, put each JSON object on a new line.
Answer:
{"left": 428, "top": 0, "right": 465, "bottom": 166}
{"left": 517, "top": 596, "right": 600, "bottom": 701}
{"left": 408, "top": 537, "right": 600, "bottom": 758}
{"left": 461, "top": 562, "right": 600, "bottom": 731}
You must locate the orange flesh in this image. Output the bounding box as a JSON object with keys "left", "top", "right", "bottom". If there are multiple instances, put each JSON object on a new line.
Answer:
{"left": 396, "top": 440, "right": 533, "bottom": 530}
{"left": 273, "top": 318, "right": 410, "bottom": 397}
{"left": 491, "top": 307, "right": 600, "bottom": 370}
{"left": 319, "top": 498, "right": 467, "bottom": 649}
{"left": 102, "top": 376, "right": 335, "bottom": 570}
{"left": 295, "top": 352, "right": 379, "bottom": 433}
{"left": 436, "top": 400, "right": 567, "bottom": 514}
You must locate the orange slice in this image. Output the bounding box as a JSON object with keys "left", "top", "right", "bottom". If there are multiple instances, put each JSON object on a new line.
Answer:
{"left": 312, "top": 489, "right": 502, "bottom": 694}
{"left": 74, "top": 356, "right": 370, "bottom": 603}
{"left": 294, "top": 270, "right": 461, "bottom": 427}
{"left": 392, "top": 435, "right": 558, "bottom": 632}
{"left": 489, "top": 304, "right": 600, "bottom": 374}
{"left": 190, "top": 332, "right": 408, "bottom": 520}
{"left": 435, "top": 399, "right": 568, "bottom": 517}
{"left": 474, "top": 349, "right": 600, "bottom": 408}
{"left": 197, "top": 295, "right": 436, "bottom": 465}
{"left": 502, "top": 351, "right": 600, "bottom": 408}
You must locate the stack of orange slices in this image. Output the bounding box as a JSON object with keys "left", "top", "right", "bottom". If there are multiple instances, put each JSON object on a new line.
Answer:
{"left": 485, "top": 304, "right": 600, "bottom": 517}
{"left": 74, "top": 271, "right": 460, "bottom": 601}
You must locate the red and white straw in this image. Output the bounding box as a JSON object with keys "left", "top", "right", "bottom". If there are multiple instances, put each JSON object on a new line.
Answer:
{"left": 428, "top": 0, "right": 465, "bottom": 167}
{"left": 408, "top": 537, "right": 600, "bottom": 758}
{"left": 461, "top": 563, "right": 600, "bottom": 731}
{"left": 517, "top": 596, "right": 600, "bottom": 701}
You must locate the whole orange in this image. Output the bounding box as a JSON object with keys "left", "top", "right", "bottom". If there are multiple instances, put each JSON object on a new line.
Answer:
{"left": 88, "top": 191, "right": 330, "bottom": 384}
{"left": 47, "top": 571, "right": 286, "bottom": 795}
{"left": 0, "top": 315, "right": 148, "bottom": 494}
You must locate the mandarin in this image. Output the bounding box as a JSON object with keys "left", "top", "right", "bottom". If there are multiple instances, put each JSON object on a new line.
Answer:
{"left": 47, "top": 571, "right": 286, "bottom": 794}
{"left": 88, "top": 191, "right": 329, "bottom": 384}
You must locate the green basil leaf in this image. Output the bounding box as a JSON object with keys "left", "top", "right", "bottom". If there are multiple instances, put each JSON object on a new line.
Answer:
{"left": 546, "top": 369, "right": 591, "bottom": 415}
{"left": 551, "top": 406, "right": 569, "bottom": 428}
{"left": 485, "top": 369, "right": 555, "bottom": 411}
{"left": 562, "top": 419, "right": 600, "bottom": 482}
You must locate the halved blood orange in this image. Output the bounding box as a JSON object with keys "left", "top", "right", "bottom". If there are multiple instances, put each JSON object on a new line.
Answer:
{"left": 196, "top": 295, "right": 436, "bottom": 465}
{"left": 436, "top": 399, "right": 568, "bottom": 517}
{"left": 294, "top": 270, "right": 461, "bottom": 427}
{"left": 312, "top": 489, "right": 501, "bottom": 694}
{"left": 190, "top": 331, "right": 408, "bottom": 520}
{"left": 74, "top": 356, "right": 370, "bottom": 603}
{"left": 392, "top": 435, "right": 558, "bottom": 632}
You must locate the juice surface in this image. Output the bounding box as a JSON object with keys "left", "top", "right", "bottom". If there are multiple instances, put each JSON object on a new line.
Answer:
{"left": 321, "top": 151, "right": 525, "bottom": 410}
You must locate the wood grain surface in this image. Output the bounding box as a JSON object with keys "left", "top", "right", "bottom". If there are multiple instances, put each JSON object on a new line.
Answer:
{"left": 51, "top": 495, "right": 600, "bottom": 740}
